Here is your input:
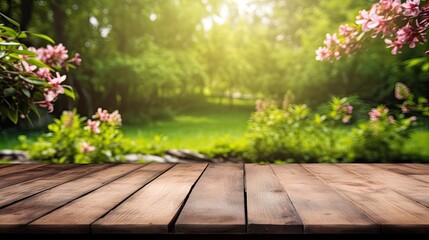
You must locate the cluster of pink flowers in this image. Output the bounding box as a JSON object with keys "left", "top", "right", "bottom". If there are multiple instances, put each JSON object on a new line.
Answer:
{"left": 79, "top": 141, "right": 95, "bottom": 153}
{"left": 85, "top": 108, "right": 122, "bottom": 134}
{"left": 30, "top": 44, "right": 81, "bottom": 68}
{"left": 92, "top": 108, "right": 122, "bottom": 126}
{"left": 338, "top": 103, "right": 354, "bottom": 123}
{"left": 369, "top": 106, "right": 389, "bottom": 121}
{"left": 316, "top": 0, "right": 429, "bottom": 61}
{"left": 21, "top": 44, "right": 81, "bottom": 113}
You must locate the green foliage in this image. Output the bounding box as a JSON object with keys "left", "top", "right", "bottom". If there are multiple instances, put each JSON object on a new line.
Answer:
{"left": 243, "top": 90, "right": 425, "bottom": 163}
{"left": 244, "top": 100, "right": 344, "bottom": 163}
{"left": 350, "top": 112, "right": 416, "bottom": 162}
{"left": 20, "top": 110, "right": 130, "bottom": 163}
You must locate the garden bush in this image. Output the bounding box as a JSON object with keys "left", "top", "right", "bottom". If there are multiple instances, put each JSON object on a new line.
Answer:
{"left": 243, "top": 98, "right": 353, "bottom": 163}
{"left": 242, "top": 82, "right": 427, "bottom": 163}
{"left": 20, "top": 109, "right": 132, "bottom": 163}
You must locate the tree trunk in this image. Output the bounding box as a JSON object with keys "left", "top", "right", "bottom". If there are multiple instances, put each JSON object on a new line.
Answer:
{"left": 20, "top": 0, "right": 34, "bottom": 31}
{"left": 50, "top": 0, "right": 66, "bottom": 44}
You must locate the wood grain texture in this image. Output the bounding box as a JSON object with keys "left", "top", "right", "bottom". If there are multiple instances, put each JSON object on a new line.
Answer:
{"left": 245, "top": 164, "right": 302, "bottom": 234}
{"left": 0, "top": 164, "right": 76, "bottom": 188}
{"left": 408, "top": 175, "right": 429, "bottom": 184}
{"left": 92, "top": 163, "right": 207, "bottom": 234}
{"left": 0, "top": 164, "right": 141, "bottom": 233}
{"left": 339, "top": 164, "right": 429, "bottom": 207}
{"left": 28, "top": 164, "right": 173, "bottom": 233}
{"left": 0, "top": 164, "right": 45, "bottom": 177}
{"left": 0, "top": 164, "right": 110, "bottom": 208}
{"left": 175, "top": 164, "right": 245, "bottom": 234}
{"left": 375, "top": 164, "right": 429, "bottom": 175}
{"left": 304, "top": 164, "right": 429, "bottom": 233}
{"left": 271, "top": 164, "right": 377, "bottom": 234}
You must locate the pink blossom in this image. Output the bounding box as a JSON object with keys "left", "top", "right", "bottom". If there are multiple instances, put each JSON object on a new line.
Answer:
{"left": 49, "top": 72, "right": 66, "bottom": 95}
{"left": 85, "top": 120, "right": 101, "bottom": 134}
{"left": 384, "top": 39, "right": 403, "bottom": 54}
{"left": 409, "top": 116, "right": 417, "bottom": 121}
{"left": 396, "top": 23, "right": 421, "bottom": 48}
{"left": 324, "top": 33, "right": 340, "bottom": 47}
{"left": 21, "top": 61, "right": 36, "bottom": 73}
{"left": 356, "top": 7, "right": 384, "bottom": 32}
{"left": 36, "top": 68, "right": 52, "bottom": 80}
{"left": 401, "top": 104, "right": 409, "bottom": 113}
{"left": 79, "top": 142, "right": 95, "bottom": 153}
{"left": 37, "top": 91, "right": 56, "bottom": 112}
{"left": 345, "top": 104, "right": 353, "bottom": 114}
{"left": 36, "top": 44, "right": 69, "bottom": 67}
{"left": 394, "top": 82, "right": 410, "bottom": 100}
{"left": 342, "top": 115, "right": 352, "bottom": 124}
{"left": 402, "top": 0, "right": 420, "bottom": 17}
{"left": 108, "top": 110, "right": 122, "bottom": 126}
{"left": 388, "top": 116, "right": 396, "bottom": 124}
{"left": 369, "top": 108, "right": 382, "bottom": 121}
{"left": 315, "top": 47, "right": 331, "bottom": 61}
{"left": 93, "top": 108, "right": 110, "bottom": 121}
{"left": 70, "top": 53, "right": 82, "bottom": 65}
{"left": 339, "top": 24, "right": 355, "bottom": 36}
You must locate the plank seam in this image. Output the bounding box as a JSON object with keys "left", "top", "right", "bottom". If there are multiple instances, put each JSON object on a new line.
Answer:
{"left": 25, "top": 164, "right": 144, "bottom": 228}
{"left": 87, "top": 163, "right": 176, "bottom": 233}
{"left": 168, "top": 163, "right": 210, "bottom": 233}
{"left": 336, "top": 164, "right": 429, "bottom": 210}
{"left": 268, "top": 164, "right": 304, "bottom": 233}
{"left": 301, "top": 164, "right": 382, "bottom": 233}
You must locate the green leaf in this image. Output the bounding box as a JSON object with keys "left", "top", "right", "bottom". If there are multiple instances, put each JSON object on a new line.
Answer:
{"left": 25, "top": 58, "right": 52, "bottom": 70}
{"left": 63, "top": 85, "right": 76, "bottom": 100}
{"left": 22, "top": 88, "right": 31, "bottom": 98}
{"left": 26, "top": 32, "right": 55, "bottom": 44}
{"left": 0, "top": 25, "right": 18, "bottom": 36}
{"left": 0, "top": 41, "right": 21, "bottom": 46}
{"left": 11, "top": 49, "right": 36, "bottom": 57}
{"left": 19, "top": 76, "right": 49, "bottom": 86}
{"left": 3, "top": 87, "right": 16, "bottom": 97}
{"left": 7, "top": 109, "right": 18, "bottom": 124}
{"left": 0, "top": 12, "right": 20, "bottom": 27}
{"left": 17, "top": 32, "right": 27, "bottom": 38}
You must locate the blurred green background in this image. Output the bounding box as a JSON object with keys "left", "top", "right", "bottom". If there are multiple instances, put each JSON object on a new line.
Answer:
{"left": 1, "top": 0, "right": 428, "bottom": 154}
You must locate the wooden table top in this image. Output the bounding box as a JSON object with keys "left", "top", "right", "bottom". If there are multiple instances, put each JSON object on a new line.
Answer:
{"left": 0, "top": 163, "right": 428, "bottom": 235}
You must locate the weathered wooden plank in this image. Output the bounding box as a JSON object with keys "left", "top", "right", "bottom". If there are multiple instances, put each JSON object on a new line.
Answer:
{"left": 374, "top": 164, "right": 428, "bottom": 175}
{"left": 28, "top": 164, "right": 173, "bottom": 233}
{"left": 0, "top": 164, "right": 110, "bottom": 208}
{"left": 92, "top": 163, "right": 207, "bottom": 234}
{"left": 0, "top": 164, "right": 46, "bottom": 177}
{"left": 0, "top": 164, "right": 141, "bottom": 233}
{"left": 408, "top": 175, "right": 429, "bottom": 184}
{"left": 339, "top": 164, "right": 429, "bottom": 207}
{"left": 304, "top": 164, "right": 429, "bottom": 233}
{"left": 0, "top": 164, "right": 76, "bottom": 188}
{"left": 271, "top": 164, "right": 377, "bottom": 234}
{"left": 175, "top": 164, "right": 245, "bottom": 234}
{"left": 245, "top": 164, "right": 302, "bottom": 234}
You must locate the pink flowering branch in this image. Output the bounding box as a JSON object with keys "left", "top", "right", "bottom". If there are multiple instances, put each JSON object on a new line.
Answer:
{"left": 316, "top": 0, "right": 429, "bottom": 62}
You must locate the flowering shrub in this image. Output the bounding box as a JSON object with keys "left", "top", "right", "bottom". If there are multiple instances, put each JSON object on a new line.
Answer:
{"left": 0, "top": 13, "right": 80, "bottom": 123}
{"left": 316, "top": 0, "right": 429, "bottom": 61}
{"left": 244, "top": 98, "right": 353, "bottom": 163}
{"left": 19, "top": 109, "right": 132, "bottom": 163}
{"left": 242, "top": 82, "right": 428, "bottom": 163}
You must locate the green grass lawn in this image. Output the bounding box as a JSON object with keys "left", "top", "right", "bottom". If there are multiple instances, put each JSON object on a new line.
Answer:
{"left": 122, "top": 103, "right": 253, "bottom": 151}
